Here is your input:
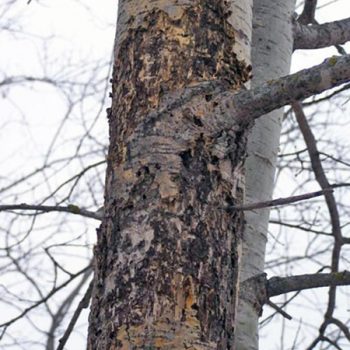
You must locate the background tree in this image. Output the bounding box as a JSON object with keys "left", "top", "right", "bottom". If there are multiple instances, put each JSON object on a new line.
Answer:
{"left": 1, "top": 0, "right": 350, "bottom": 349}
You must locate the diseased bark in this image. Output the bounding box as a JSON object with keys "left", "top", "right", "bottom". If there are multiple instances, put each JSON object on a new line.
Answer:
{"left": 86, "top": 1, "right": 350, "bottom": 349}
{"left": 88, "top": 1, "right": 252, "bottom": 349}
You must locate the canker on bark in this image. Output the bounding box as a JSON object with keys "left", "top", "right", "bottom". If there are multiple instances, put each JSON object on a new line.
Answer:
{"left": 88, "top": 1, "right": 252, "bottom": 349}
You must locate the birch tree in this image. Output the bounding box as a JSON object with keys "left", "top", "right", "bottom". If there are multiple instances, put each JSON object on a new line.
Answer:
{"left": 85, "top": 0, "right": 350, "bottom": 349}
{"left": 1, "top": 0, "right": 350, "bottom": 349}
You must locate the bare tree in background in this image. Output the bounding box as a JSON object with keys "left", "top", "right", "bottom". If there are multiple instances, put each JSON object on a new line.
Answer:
{"left": 1, "top": 0, "right": 350, "bottom": 349}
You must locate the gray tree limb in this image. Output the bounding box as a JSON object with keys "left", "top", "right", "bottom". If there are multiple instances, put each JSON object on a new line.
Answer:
{"left": 297, "top": 0, "right": 317, "bottom": 25}
{"left": 235, "top": 188, "right": 332, "bottom": 211}
{"left": 268, "top": 271, "right": 350, "bottom": 297}
{"left": 0, "top": 265, "right": 92, "bottom": 332}
{"left": 57, "top": 280, "right": 93, "bottom": 350}
{"left": 0, "top": 203, "right": 102, "bottom": 221}
{"left": 294, "top": 17, "right": 350, "bottom": 50}
{"left": 219, "top": 54, "right": 350, "bottom": 124}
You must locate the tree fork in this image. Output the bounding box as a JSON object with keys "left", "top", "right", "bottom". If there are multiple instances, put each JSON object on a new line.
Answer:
{"left": 87, "top": 1, "right": 252, "bottom": 349}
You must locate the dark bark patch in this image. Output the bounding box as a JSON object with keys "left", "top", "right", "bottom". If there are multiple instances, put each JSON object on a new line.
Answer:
{"left": 193, "top": 116, "right": 204, "bottom": 127}
{"left": 179, "top": 149, "right": 192, "bottom": 169}
{"left": 88, "top": 1, "right": 249, "bottom": 348}
{"left": 205, "top": 94, "right": 213, "bottom": 102}
{"left": 189, "top": 236, "right": 209, "bottom": 260}
{"left": 109, "top": 2, "right": 252, "bottom": 147}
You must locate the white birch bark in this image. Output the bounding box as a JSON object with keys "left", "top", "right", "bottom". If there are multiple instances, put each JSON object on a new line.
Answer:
{"left": 235, "top": 1, "right": 296, "bottom": 349}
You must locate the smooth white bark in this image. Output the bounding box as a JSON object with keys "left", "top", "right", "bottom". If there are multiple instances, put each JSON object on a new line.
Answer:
{"left": 235, "top": 1, "right": 295, "bottom": 349}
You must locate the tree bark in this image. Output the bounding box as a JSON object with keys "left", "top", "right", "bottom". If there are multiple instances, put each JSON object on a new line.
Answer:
{"left": 88, "top": 1, "right": 252, "bottom": 349}
{"left": 235, "top": 1, "right": 295, "bottom": 349}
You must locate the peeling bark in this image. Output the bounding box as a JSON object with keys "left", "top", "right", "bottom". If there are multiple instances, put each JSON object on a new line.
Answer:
{"left": 86, "top": 1, "right": 350, "bottom": 348}
{"left": 88, "top": 1, "right": 252, "bottom": 349}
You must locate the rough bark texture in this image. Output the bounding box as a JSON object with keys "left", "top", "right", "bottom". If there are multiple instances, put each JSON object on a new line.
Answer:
{"left": 294, "top": 17, "right": 350, "bottom": 50}
{"left": 88, "top": 1, "right": 252, "bottom": 349}
{"left": 235, "top": 1, "right": 295, "bottom": 349}
{"left": 220, "top": 53, "right": 350, "bottom": 121}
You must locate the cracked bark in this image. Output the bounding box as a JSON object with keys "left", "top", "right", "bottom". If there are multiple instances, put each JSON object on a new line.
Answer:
{"left": 86, "top": 1, "right": 350, "bottom": 349}
{"left": 87, "top": 1, "right": 252, "bottom": 349}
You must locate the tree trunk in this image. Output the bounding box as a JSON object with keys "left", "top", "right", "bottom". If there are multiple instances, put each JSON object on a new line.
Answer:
{"left": 235, "top": 1, "right": 295, "bottom": 349}
{"left": 88, "top": 0, "right": 254, "bottom": 349}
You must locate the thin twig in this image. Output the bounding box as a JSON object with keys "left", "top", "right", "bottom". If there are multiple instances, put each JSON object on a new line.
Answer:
{"left": 266, "top": 300, "right": 293, "bottom": 320}
{"left": 292, "top": 101, "right": 342, "bottom": 246}
{"left": 235, "top": 188, "right": 332, "bottom": 211}
{"left": 46, "top": 270, "right": 92, "bottom": 350}
{"left": 330, "top": 318, "right": 350, "bottom": 341}
{"left": 0, "top": 265, "right": 92, "bottom": 333}
{"left": 56, "top": 280, "right": 93, "bottom": 350}
{"left": 0, "top": 203, "right": 102, "bottom": 221}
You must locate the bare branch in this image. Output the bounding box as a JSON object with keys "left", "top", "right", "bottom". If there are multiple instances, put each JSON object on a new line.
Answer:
{"left": 223, "top": 54, "right": 350, "bottom": 122}
{"left": 265, "top": 300, "right": 293, "bottom": 320}
{"left": 302, "top": 82, "right": 350, "bottom": 106}
{"left": 0, "top": 75, "right": 88, "bottom": 88}
{"left": 0, "top": 203, "right": 102, "bottom": 221}
{"left": 330, "top": 318, "right": 350, "bottom": 341}
{"left": 46, "top": 270, "right": 92, "bottom": 350}
{"left": 268, "top": 271, "right": 350, "bottom": 297}
{"left": 292, "top": 102, "right": 342, "bottom": 244}
{"left": 269, "top": 220, "right": 332, "bottom": 236}
{"left": 293, "top": 101, "right": 344, "bottom": 347}
{"left": 294, "top": 17, "right": 350, "bottom": 50}
{"left": 321, "top": 336, "right": 343, "bottom": 350}
{"left": 0, "top": 264, "right": 92, "bottom": 333}
{"left": 298, "top": 0, "right": 318, "bottom": 25}
{"left": 56, "top": 280, "right": 93, "bottom": 350}
{"left": 235, "top": 188, "right": 332, "bottom": 211}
